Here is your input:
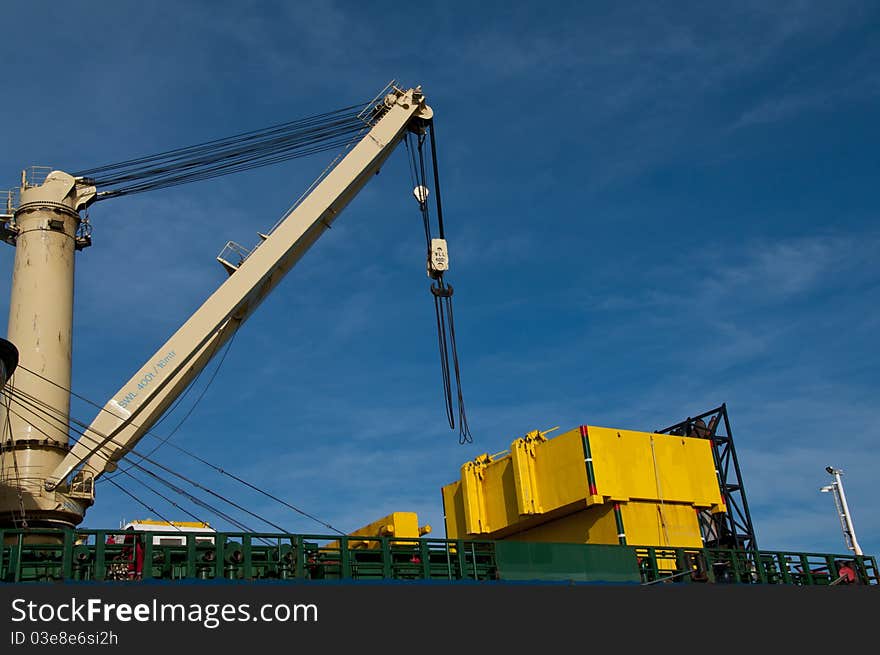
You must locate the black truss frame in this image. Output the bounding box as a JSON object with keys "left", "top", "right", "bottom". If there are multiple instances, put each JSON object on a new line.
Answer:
{"left": 656, "top": 403, "right": 758, "bottom": 552}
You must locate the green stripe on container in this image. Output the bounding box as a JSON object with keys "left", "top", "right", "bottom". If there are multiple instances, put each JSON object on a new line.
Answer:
{"left": 579, "top": 425, "right": 599, "bottom": 496}
{"left": 613, "top": 503, "right": 627, "bottom": 545}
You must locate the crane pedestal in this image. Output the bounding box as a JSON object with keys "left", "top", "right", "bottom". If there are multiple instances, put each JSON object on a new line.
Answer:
{"left": 0, "top": 171, "right": 94, "bottom": 531}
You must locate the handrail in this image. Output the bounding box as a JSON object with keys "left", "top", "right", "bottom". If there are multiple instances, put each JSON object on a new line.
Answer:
{"left": 1, "top": 527, "right": 876, "bottom": 585}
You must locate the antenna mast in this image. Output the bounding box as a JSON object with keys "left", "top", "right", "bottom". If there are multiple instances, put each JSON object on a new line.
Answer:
{"left": 820, "top": 466, "right": 863, "bottom": 556}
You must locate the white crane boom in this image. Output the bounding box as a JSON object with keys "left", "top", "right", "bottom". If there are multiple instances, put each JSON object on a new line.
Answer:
{"left": 45, "top": 86, "right": 433, "bottom": 496}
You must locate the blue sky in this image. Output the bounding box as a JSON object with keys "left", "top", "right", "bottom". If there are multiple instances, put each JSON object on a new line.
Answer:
{"left": 1, "top": 1, "right": 878, "bottom": 558}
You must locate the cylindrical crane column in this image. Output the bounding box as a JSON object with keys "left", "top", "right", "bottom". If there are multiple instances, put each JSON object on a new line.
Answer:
{"left": 0, "top": 171, "right": 87, "bottom": 530}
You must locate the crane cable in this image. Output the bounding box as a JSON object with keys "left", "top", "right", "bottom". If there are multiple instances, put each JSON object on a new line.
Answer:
{"left": 73, "top": 102, "right": 377, "bottom": 199}
{"left": 6, "top": 364, "right": 344, "bottom": 535}
{"left": 1, "top": 391, "right": 257, "bottom": 533}
{"left": 104, "top": 477, "right": 184, "bottom": 533}
{"left": 111, "top": 470, "right": 205, "bottom": 531}
{"left": 425, "top": 124, "right": 472, "bottom": 444}
{"left": 1, "top": 396, "right": 267, "bottom": 537}
{"left": 405, "top": 124, "right": 472, "bottom": 444}
{"left": 0, "top": 378, "right": 28, "bottom": 527}
{"left": 103, "top": 328, "right": 237, "bottom": 481}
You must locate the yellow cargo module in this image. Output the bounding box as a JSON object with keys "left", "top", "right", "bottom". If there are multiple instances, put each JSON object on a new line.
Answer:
{"left": 326, "top": 512, "right": 432, "bottom": 550}
{"left": 442, "top": 425, "right": 726, "bottom": 549}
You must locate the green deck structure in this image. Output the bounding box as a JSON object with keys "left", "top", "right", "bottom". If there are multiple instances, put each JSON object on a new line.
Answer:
{"left": 2, "top": 528, "right": 877, "bottom": 586}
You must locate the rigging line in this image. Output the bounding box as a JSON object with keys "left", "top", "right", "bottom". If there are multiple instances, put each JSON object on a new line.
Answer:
{"left": 428, "top": 121, "right": 446, "bottom": 240}
{"left": 5, "top": 387, "right": 97, "bottom": 441}
{"left": 419, "top": 149, "right": 470, "bottom": 441}
{"left": 13, "top": 363, "right": 341, "bottom": 533}
{"left": 115, "top": 468, "right": 202, "bottom": 530}
{"left": 443, "top": 292, "right": 472, "bottom": 444}
{"left": 8, "top": 389, "right": 259, "bottom": 537}
{"left": 433, "top": 290, "right": 455, "bottom": 429}
{"left": 417, "top": 131, "right": 452, "bottom": 427}
{"left": 21, "top": 395, "right": 290, "bottom": 538}
{"left": 93, "top": 114, "right": 363, "bottom": 173}
{"left": 125, "top": 462, "right": 263, "bottom": 537}
{"left": 104, "top": 328, "right": 238, "bottom": 481}
{"left": 405, "top": 133, "right": 433, "bottom": 249}
{"left": 416, "top": 153, "right": 433, "bottom": 247}
{"left": 5, "top": 386, "right": 75, "bottom": 426}
{"left": 104, "top": 477, "right": 183, "bottom": 532}
{"left": 130, "top": 456, "right": 291, "bottom": 534}
{"left": 405, "top": 133, "right": 428, "bottom": 245}
{"left": 74, "top": 103, "right": 369, "bottom": 177}
{"left": 92, "top": 123, "right": 364, "bottom": 185}
{"left": 185, "top": 461, "right": 344, "bottom": 536}
{"left": 422, "top": 121, "right": 470, "bottom": 441}
{"left": 89, "top": 125, "right": 367, "bottom": 195}
{"left": 127, "top": 461, "right": 281, "bottom": 544}
{"left": 3, "top": 397, "right": 278, "bottom": 535}
{"left": 403, "top": 134, "right": 418, "bottom": 191}
{"left": 96, "top": 138, "right": 361, "bottom": 197}
{"left": 0, "top": 383, "right": 28, "bottom": 527}
{"left": 415, "top": 132, "right": 468, "bottom": 437}
{"left": 12, "top": 322, "right": 234, "bottom": 467}
{"left": 93, "top": 135, "right": 361, "bottom": 198}
{"left": 75, "top": 109, "right": 361, "bottom": 177}
{"left": 128, "top": 343, "right": 207, "bottom": 433}
{"left": 1, "top": 395, "right": 244, "bottom": 527}
{"left": 416, "top": 133, "right": 433, "bottom": 247}
{"left": 1, "top": 400, "right": 271, "bottom": 539}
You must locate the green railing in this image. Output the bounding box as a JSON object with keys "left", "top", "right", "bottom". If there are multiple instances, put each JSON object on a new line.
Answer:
{"left": 0, "top": 529, "right": 499, "bottom": 583}
{"left": 1, "top": 528, "right": 876, "bottom": 586}
{"left": 633, "top": 545, "right": 879, "bottom": 586}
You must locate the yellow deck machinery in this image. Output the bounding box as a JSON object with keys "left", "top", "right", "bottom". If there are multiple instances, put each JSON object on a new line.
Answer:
{"left": 442, "top": 425, "right": 725, "bottom": 550}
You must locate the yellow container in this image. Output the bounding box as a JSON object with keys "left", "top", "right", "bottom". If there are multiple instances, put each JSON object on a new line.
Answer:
{"left": 328, "top": 511, "right": 431, "bottom": 550}
{"left": 442, "top": 425, "right": 725, "bottom": 549}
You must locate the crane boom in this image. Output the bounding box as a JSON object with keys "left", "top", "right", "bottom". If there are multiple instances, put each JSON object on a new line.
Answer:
{"left": 46, "top": 86, "right": 433, "bottom": 495}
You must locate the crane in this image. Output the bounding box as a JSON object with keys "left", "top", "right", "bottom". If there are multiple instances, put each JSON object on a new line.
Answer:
{"left": 0, "top": 84, "right": 447, "bottom": 530}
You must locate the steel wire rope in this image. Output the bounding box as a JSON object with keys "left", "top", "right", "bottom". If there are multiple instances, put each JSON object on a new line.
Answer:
{"left": 407, "top": 134, "right": 460, "bottom": 437}
{"left": 123, "top": 455, "right": 289, "bottom": 534}
{"left": 3, "top": 388, "right": 265, "bottom": 534}
{"left": 122, "top": 462, "right": 263, "bottom": 536}
{"left": 428, "top": 120, "right": 447, "bottom": 239}
{"left": 84, "top": 126, "right": 356, "bottom": 187}
{"left": 1, "top": 396, "right": 267, "bottom": 536}
{"left": 0, "top": 378, "right": 28, "bottom": 526}
{"left": 408, "top": 129, "right": 472, "bottom": 443}
{"left": 96, "top": 133, "right": 364, "bottom": 197}
{"left": 408, "top": 133, "right": 454, "bottom": 429}
{"left": 82, "top": 126, "right": 357, "bottom": 186}
{"left": 440, "top": 283, "right": 471, "bottom": 443}
{"left": 407, "top": 133, "right": 456, "bottom": 432}
{"left": 11, "top": 368, "right": 341, "bottom": 534}
{"left": 103, "top": 327, "right": 237, "bottom": 481}
{"left": 75, "top": 104, "right": 367, "bottom": 177}
{"left": 92, "top": 139, "right": 357, "bottom": 198}
{"left": 104, "top": 477, "right": 181, "bottom": 531}
{"left": 113, "top": 469, "right": 206, "bottom": 530}
{"left": 74, "top": 101, "right": 380, "bottom": 199}
{"left": 80, "top": 113, "right": 359, "bottom": 176}
{"left": 425, "top": 126, "right": 470, "bottom": 443}
{"left": 0, "top": 399, "right": 193, "bottom": 529}
{"left": 6, "top": 367, "right": 343, "bottom": 534}
{"left": 11, "top": 386, "right": 262, "bottom": 537}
